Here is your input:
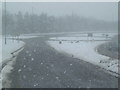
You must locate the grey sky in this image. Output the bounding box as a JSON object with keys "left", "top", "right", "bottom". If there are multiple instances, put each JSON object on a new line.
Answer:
{"left": 5, "top": 2, "right": 118, "bottom": 22}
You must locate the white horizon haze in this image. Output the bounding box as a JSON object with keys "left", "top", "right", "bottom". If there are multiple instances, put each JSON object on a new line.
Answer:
{"left": 3, "top": 2, "right": 118, "bottom": 22}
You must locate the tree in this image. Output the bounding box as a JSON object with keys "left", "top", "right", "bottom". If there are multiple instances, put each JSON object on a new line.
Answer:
{"left": 14, "top": 11, "right": 24, "bottom": 36}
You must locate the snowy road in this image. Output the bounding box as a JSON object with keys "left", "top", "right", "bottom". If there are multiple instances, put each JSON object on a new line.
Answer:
{"left": 9, "top": 36, "right": 118, "bottom": 88}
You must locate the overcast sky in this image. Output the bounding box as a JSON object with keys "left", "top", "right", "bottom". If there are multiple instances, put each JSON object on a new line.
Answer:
{"left": 5, "top": 2, "right": 118, "bottom": 22}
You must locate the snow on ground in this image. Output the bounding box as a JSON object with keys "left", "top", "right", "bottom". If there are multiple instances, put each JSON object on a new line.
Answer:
{"left": 14, "top": 31, "right": 118, "bottom": 37}
{"left": 1, "top": 34, "right": 42, "bottom": 65}
{"left": 0, "top": 36, "right": 25, "bottom": 89}
{"left": 48, "top": 40, "right": 108, "bottom": 64}
{"left": 50, "top": 32, "right": 117, "bottom": 41}
{"left": 50, "top": 36, "right": 110, "bottom": 41}
{"left": 1, "top": 57, "right": 17, "bottom": 88}
{"left": 17, "top": 35, "right": 39, "bottom": 39}
{"left": 47, "top": 33, "right": 119, "bottom": 77}
{"left": 1, "top": 38, "right": 25, "bottom": 64}
{"left": 7, "top": 34, "right": 40, "bottom": 39}
{"left": 0, "top": 34, "right": 42, "bottom": 88}
{"left": 65, "top": 32, "right": 117, "bottom": 37}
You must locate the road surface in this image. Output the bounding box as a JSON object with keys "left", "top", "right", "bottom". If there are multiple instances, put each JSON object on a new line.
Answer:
{"left": 9, "top": 36, "right": 118, "bottom": 88}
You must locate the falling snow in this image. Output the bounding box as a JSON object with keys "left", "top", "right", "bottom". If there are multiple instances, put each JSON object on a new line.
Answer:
{"left": 31, "top": 58, "right": 34, "bottom": 61}
{"left": 23, "top": 65, "right": 26, "bottom": 68}
{"left": 41, "top": 62, "right": 43, "bottom": 65}
{"left": 18, "top": 69, "right": 22, "bottom": 72}
{"left": 67, "top": 85, "right": 70, "bottom": 88}
{"left": 34, "top": 49, "right": 36, "bottom": 52}
{"left": 23, "top": 75, "right": 26, "bottom": 79}
{"left": 34, "top": 83, "right": 38, "bottom": 87}
{"left": 33, "top": 75, "right": 36, "bottom": 78}
{"left": 70, "top": 64, "right": 72, "bottom": 66}
{"left": 51, "top": 64, "right": 54, "bottom": 67}
{"left": 56, "top": 76, "right": 59, "bottom": 80}
{"left": 26, "top": 51, "right": 29, "bottom": 54}
{"left": 64, "top": 70, "right": 66, "bottom": 74}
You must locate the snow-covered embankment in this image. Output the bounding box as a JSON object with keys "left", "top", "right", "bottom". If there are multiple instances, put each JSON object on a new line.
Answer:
{"left": 0, "top": 37, "right": 25, "bottom": 89}
{"left": 47, "top": 33, "right": 119, "bottom": 77}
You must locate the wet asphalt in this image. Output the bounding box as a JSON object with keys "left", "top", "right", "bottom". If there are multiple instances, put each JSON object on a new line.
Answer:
{"left": 9, "top": 36, "right": 118, "bottom": 88}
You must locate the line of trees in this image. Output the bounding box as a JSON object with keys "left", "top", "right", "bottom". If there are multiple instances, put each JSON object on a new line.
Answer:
{"left": 2, "top": 11, "right": 117, "bottom": 36}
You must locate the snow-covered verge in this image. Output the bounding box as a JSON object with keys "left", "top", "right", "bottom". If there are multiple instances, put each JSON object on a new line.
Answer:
{"left": 1, "top": 39, "right": 25, "bottom": 64}
{"left": 0, "top": 34, "right": 42, "bottom": 89}
{"left": 1, "top": 34, "right": 41, "bottom": 65}
{"left": 50, "top": 36, "right": 111, "bottom": 41}
{"left": 7, "top": 34, "right": 40, "bottom": 40}
{"left": 47, "top": 33, "right": 119, "bottom": 77}
{"left": 0, "top": 36, "right": 25, "bottom": 89}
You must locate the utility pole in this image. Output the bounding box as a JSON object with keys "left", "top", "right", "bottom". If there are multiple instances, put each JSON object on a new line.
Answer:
{"left": 31, "top": 6, "right": 34, "bottom": 32}
{"left": 4, "top": 0, "right": 7, "bottom": 44}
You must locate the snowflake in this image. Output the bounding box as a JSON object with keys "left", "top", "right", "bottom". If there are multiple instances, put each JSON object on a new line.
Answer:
{"left": 23, "top": 65, "right": 26, "bottom": 68}
{"left": 34, "top": 83, "right": 38, "bottom": 87}
{"left": 18, "top": 69, "right": 22, "bottom": 72}
{"left": 31, "top": 58, "right": 34, "bottom": 61}
{"left": 23, "top": 75, "right": 26, "bottom": 79}
{"left": 33, "top": 75, "right": 36, "bottom": 78}
{"left": 56, "top": 76, "right": 59, "bottom": 80}
{"left": 67, "top": 85, "right": 70, "bottom": 87}
{"left": 41, "top": 63, "right": 43, "bottom": 65}
{"left": 34, "top": 50, "right": 36, "bottom": 52}
{"left": 51, "top": 64, "right": 54, "bottom": 67}
{"left": 26, "top": 51, "right": 29, "bottom": 53}
{"left": 64, "top": 70, "right": 66, "bottom": 74}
